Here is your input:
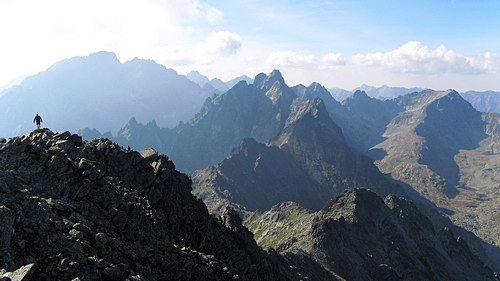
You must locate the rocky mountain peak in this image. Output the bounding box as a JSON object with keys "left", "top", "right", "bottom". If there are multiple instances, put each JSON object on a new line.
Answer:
{"left": 247, "top": 188, "right": 497, "bottom": 281}
{"left": 284, "top": 97, "right": 331, "bottom": 128}
{"left": 347, "top": 90, "right": 370, "bottom": 101}
{"left": 321, "top": 188, "right": 388, "bottom": 222}
{"left": 186, "top": 70, "right": 210, "bottom": 85}
{"left": 84, "top": 51, "right": 121, "bottom": 66}
{"left": 306, "top": 82, "right": 329, "bottom": 94}
{"left": 269, "top": 69, "right": 285, "bottom": 82}
{"left": 254, "top": 70, "right": 286, "bottom": 91}
{"left": 233, "top": 138, "right": 261, "bottom": 154}
{"left": 44, "top": 51, "right": 121, "bottom": 75}
{"left": 430, "top": 89, "right": 475, "bottom": 111}
{"left": 127, "top": 116, "right": 138, "bottom": 126}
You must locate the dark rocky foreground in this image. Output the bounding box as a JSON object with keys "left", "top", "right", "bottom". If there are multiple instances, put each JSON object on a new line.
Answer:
{"left": 0, "top": 129, "right": 301, "bottom": 281}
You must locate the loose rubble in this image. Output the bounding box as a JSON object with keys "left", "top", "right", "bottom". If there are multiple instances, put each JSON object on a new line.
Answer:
{"left": 0, "top": 129, "right": 298, "bottom": 281}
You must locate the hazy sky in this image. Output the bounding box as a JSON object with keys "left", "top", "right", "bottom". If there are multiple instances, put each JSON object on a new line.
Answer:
{"left": 1, "top": 0, "right": 499, "bottom": 91}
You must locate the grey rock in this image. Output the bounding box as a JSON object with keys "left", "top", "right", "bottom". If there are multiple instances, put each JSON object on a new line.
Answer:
{"left": 77, "top": 158, "right": 93, "bottom": 170}
{"left": 54, "top": 131, "right": 71, "bottom": 140}
{"left": 139, "top": 148, "right": 158, "bottom": 163}
{"left": 2, "top": 264, "right": 36, "bottom": 281}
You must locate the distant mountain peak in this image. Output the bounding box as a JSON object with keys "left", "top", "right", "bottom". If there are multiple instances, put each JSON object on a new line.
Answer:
{"left": 349, "top": 90, "right": 370, "bottom": 100}
{"left": 254, "top": 70, "right": 285, "bottom": 90}
{"left": 354, "top": 84, "right": 376, "bottom": 92}
{"left": 186, "top": 70, "right": 210, "bottom": 85}
{"left": 269, "top": 69, "right": 283, "bottom": 78}
{"left": 87, "top": 51, "right": 119, "bottom": 61}
{"left": 307, "top": 82, "right": 322, "bottom": 88}
{"left": 226, "top": 75, "right": 254, "bottom": 89}
{"left": 445, "top": 89, "right": 460, "bottom": 97}
{"left": 128, "top": 117, "right": 138, "bottom": 126}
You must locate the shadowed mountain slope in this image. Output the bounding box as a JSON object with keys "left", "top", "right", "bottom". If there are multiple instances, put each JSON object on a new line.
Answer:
{"left": 371, "top": 90, "right": 499, "bottom": 249}
{"left": 247, "top": 189, "right": 497, "bottom": 281}
{"left": 192, "top": 97, "right": 401, "bottom": 216}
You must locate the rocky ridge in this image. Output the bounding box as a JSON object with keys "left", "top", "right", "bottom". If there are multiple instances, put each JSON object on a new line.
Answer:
{"left": 247, "top": 189, "right": 498, "bottom": 281}
{"left": 0, "top": 129, "right": 302, "bottom": 281}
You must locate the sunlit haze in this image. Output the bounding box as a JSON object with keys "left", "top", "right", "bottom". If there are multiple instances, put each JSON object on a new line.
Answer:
{"left": 1, "top": 0, "right": 499, "bottom": 91}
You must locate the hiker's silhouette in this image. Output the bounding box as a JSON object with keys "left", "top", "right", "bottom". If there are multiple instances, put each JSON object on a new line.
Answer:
{"left": 33, "top": 114, "right": 43, "bottom": 129}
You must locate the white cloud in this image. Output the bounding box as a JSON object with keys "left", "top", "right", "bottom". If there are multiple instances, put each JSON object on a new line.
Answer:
{"left": 267, "top": 51, "right": 316, "bottom": 67}
{"left": 321, "top": 53, "right": 346, "bottom": 67}
{"left": 203, "top": 31, "right": 242, "bottom": 55}
{"left": 266, "top": 51, "right": 345, "bottom": 69}
{"left": 353, "top": 41, "right": 498, "bottom": 74}
{"left": 187, "top": 0, "right": 224, "bottom": 23}
{"left": 162, "top": 31, "right": 242, "bottom": 66}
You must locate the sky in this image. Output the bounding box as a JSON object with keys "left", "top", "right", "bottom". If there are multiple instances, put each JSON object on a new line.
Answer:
{"left": 0, "top": 0, "right": 499, "bottom": 91}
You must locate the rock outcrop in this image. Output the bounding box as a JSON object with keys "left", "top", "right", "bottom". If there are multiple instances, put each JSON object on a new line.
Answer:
{"left": 0, "top": 129, "right": 300, "bottom": 280}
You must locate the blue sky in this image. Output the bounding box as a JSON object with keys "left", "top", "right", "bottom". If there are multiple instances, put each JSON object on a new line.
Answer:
{"left": 209, "top": 0, "right": 500, "bottom": 53}
{"left": 0, "top": 0, "right": 499, "bottom": 91}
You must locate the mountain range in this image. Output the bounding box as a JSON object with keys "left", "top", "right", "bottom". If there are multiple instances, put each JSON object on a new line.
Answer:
{"left": 329, "top": 84, "right": 426, "bottom": 101}
{"left": 0, "top": 52, "right": 219, "bottom": 137}
{"left": 185, "top": 70, "right": 254, "bottom": 93}
{"left": 2, "top": 52, "right": 499, "bottom": 279}
{"left": 461, "top": 91, "right": 500, "bottom": 113}
{"left": 0, "top": 129, "right": 496, "bottom": 280}
{"left": 78, "top": 69, "right": 500, "bottom": 272}
{"left": 329, "top": 85, "right": 500, "bottom": 115}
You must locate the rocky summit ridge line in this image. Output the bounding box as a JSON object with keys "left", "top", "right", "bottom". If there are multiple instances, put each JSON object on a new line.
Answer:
{"left": 0, "top": 129, "right": 304, "bottom": 281}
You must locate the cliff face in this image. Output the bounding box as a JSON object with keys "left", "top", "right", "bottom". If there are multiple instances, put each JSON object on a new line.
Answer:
{"left": 0, "top": 129, "right": 300, "bottom": 281}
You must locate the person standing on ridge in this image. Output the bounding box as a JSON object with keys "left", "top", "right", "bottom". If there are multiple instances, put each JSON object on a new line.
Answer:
{"left": 33, "top": 114, "right": 43, "bottom": 129}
